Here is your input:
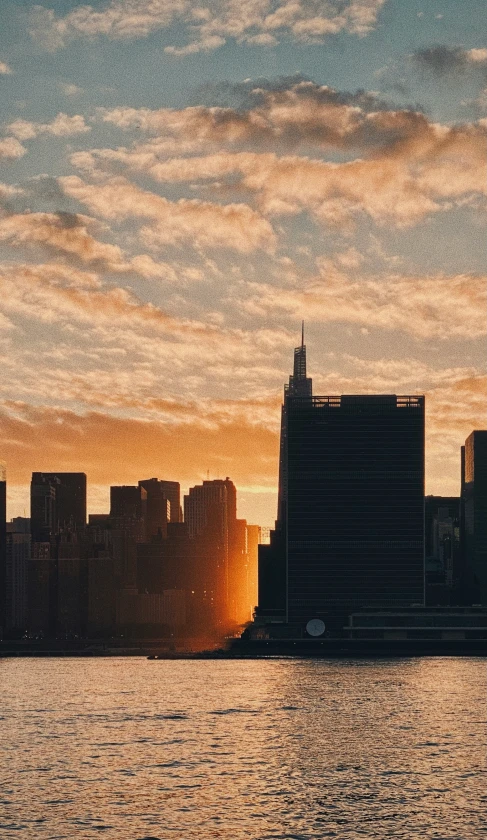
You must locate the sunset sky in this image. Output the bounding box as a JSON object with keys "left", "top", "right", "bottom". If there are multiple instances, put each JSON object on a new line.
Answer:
{"left": 1, "top": 0, "right": 486, "bottom": 526}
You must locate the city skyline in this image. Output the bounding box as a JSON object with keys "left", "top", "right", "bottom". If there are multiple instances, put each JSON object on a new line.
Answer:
{"left": 1, "top": 0, "right": 486, "bottom": 527}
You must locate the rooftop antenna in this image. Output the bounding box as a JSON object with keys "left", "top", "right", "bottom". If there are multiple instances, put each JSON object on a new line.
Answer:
{"left": 301, "top": 320, "right": 304, "bottom": 348}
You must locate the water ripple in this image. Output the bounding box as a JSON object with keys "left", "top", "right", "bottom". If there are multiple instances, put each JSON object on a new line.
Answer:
{"left": 1, "top": 657, "right": 486, "bottom": 839}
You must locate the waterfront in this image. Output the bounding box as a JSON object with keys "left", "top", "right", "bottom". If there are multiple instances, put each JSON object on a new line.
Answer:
{"left": 1, "top": 658, "right": 486, "bottom": 839}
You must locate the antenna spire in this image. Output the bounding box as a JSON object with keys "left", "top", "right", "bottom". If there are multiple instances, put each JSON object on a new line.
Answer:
{"left": 301, "top": 320, "right": 304, "bottom": 348}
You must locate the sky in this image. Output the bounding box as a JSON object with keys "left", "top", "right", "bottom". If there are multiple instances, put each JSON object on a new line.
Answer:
{"left": 0, "top": 0, "right": 486, "bottom": 526}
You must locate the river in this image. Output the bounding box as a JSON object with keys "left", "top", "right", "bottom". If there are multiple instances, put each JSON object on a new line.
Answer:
{"left": 1, "top": 657, "right": 486, "bottom": 838}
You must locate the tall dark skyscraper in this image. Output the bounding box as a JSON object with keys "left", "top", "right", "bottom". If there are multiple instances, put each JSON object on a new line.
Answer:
{"left": 258, "top": 332, "right": 425, "bottom": 630}
{"left": 461, "top": 431, "right": 487, "bottom": 605}
{"left": 277, "top": 322, "right": 313, "bottom": 525}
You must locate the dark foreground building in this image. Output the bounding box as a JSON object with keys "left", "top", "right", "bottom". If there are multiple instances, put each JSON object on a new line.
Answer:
{"left": 286, "top": 394, "right": 425, "bottom": 627}
{"left": 258, "top": 333, "right": 425, "bottom": 631}
{"left": 462, "top": 431, "right": 487, "bottom": 605}
{"left": 0, "top": 463, "right": 6, "bottom": 635}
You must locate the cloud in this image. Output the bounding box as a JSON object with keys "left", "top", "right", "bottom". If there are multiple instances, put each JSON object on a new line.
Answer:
{"left": 0, "top": 137, "right": 26, "bottom": 159}
{"left": 241, "top": 261, "right": 487, "bottom": 340}
{"left": 0, "top": 401, "right": 280, "bottom": 498}
{"left": 58, "top": 82, "right": 83, "bottom": 96}
{"left": 98, "top": 82, "right": 412, "bottom": 151}
{"left": 0, "top": 261, "right": 205, "bottom": 339}
{"left": 60, "top": 174, "right": 276, "bottom": 252}
{"left": 7, "top": 113, "right": 91, "bottom": 141}
{"left": 412, "top": 45, "right": 487, "bottom": 76}
{"left": 2, "top": 360, "right": 485, "bottom": 506}
{"left": 0, "top": 209, "right": 188, "bottom": 281}
{"left": 30, "top": 0, "right": 388, "bottom": 53}
{"left": 0, "top": 60, "right": 13, "bottom": 75}
{"left": 86, "top": 81, "right": 487, "bottom": 228}
{"left": 0, "top": 211, "right": 126, "bottom": 266}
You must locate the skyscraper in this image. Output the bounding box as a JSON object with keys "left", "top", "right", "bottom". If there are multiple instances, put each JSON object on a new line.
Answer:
{"left": 138, "top": 478, "right": 173, "bottom": 536}
{"left": 139, "top": 478, "right": 181, "bottom": 524}
{"left": 31, "top": 472, "right": 87, "bottom": 539}
{"left": 184, "top": 478, "right": 238, "bottom": 624}
{"left": 110, "top": 485, "right": 147, "bottom": 587}
{"left": 258, "top": 332, "right": 425, "bottom": 630}
{"left": 461, "top": 431, "right": 487, "bottom": 605}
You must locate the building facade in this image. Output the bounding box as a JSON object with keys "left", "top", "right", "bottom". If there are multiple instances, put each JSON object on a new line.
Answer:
{"left": 462, "top": 431, "right": 487, "bottom": 605}
{"left": 258, "top": 333, "right": 425, "bottom": 631}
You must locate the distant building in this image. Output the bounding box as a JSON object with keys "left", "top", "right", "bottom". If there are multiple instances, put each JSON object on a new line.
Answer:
{"left": 110, "top": 485, "right": 147, "bottom": 587}
{"left": 5, "top": 520, "right": 31, "bottom": 636}
{"left": 184, "top": 478, "right": 241, "bottom": 624}
{"left": 87, "top": 554, "right": 115, "bottom": 637}
{"left": 139, "top": 478, "right": 181, "bottom": 524}
{"left": 462, "top": 431, "right": 487, "bottom": 605}
{"left": 31, "top": 473, "right": 86, "bottom": 540}
{"left": 425, "top": 496, "right": 461, "bottom": 605}
{"left": 138, "top": 478, "right": 171, "bottom": 537}
{"left": 246, "top": 524, "right": 261, "bottom": 615}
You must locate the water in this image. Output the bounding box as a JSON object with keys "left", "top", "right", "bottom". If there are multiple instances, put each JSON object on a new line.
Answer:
{"left": 1, "top": 657, "right": 486, "bottom": 839}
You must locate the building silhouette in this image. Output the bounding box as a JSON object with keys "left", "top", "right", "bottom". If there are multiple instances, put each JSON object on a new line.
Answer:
{"left": 0, "top": 463, "right": 6, "bottom": 636}
{"left": 109, "top": 484, "right": 147, "bottom": 588}
{"left": 5, "top": 518, "right": 30, "bottom": 636}
{"left": 31, "top": 473, "right": 86, "bottom": 540}
{"left": 258, "top": 331, "right": 425, "bottom": 630}
{"left": 139, "top": 478, "right": 181, "bottom": 525}
{"left": 461, "top": 431, "right": 487, "bottom": 605}
{"left": 138, "top": 478, "right": 172, "bottom": 537}
{"left": 424, "top": 496, "right": 461, "bottom": 604}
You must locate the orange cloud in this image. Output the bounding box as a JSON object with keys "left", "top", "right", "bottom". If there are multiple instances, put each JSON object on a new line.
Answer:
{"left": 0, "top": 211, "right": 124, "bottom": 265}
{"left": 60, "top": 174, "right": 276, "bottom": 252}
{"left": 81, "top": 88, "right": 487, "bottom": 227}
{"left": 242, "top": 262, "right": 487, "bottom": 339}
{"left": 0, "top": 402, "right": 280, "bottom": 491}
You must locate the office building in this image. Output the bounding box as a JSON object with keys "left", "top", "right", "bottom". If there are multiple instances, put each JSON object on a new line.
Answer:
{"left": 258, "top": 332, "right": 425, "bottom": 630}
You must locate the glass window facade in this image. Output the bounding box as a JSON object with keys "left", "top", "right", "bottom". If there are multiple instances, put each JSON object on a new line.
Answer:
{"left": 286, "top": 395, "right": 425, "bottom": 626}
